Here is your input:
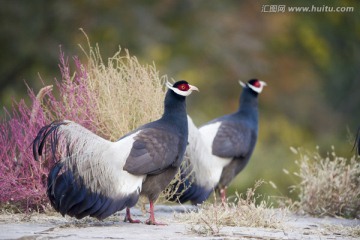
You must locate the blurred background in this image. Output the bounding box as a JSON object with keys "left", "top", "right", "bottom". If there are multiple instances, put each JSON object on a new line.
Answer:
{"left": 1, "top": 0, "right": 359, "bottom": 200}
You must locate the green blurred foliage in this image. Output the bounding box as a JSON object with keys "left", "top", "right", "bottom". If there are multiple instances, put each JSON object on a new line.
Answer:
{"left": 1, "top": 0, "right": 359, "bottom": 202}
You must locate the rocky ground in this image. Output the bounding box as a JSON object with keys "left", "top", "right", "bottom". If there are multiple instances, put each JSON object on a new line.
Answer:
{"left": 0, "top": 205, "right": 359, "bottom": 240}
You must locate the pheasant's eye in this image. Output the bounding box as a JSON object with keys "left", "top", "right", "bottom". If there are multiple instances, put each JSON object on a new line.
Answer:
{"left": 177, "top": 83, "right": 190, "bottom": 91}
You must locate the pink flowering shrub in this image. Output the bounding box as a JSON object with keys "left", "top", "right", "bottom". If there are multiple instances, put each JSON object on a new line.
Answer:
{"left": 0, "top": 51, "right": 99, "bottom": 212}
{"left": 0, "top": 95, "right": 47, "bottom": 211}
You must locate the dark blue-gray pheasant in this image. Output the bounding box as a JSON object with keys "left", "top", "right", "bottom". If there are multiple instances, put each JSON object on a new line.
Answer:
{"left": 170, "top": 79, "right": 266, "bottom": 205}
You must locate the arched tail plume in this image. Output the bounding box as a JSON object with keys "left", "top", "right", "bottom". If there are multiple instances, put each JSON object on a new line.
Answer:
{"left": 32, "top": 120, "right": 142, "bottom": 220}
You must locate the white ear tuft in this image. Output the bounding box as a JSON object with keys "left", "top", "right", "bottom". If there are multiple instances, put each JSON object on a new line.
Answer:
{"left": 239, "top": 80, "right": 246, "bottom": 88}
{"left": 166, "top": 81, "right": 173, "bottom": 89}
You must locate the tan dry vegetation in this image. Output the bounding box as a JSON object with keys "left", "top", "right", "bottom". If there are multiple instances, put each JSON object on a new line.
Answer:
{"left": 289, "top": 146, "right": 360, "bottom": 218}
{"left": 324, "top": 224, "right": 360, "bottom": 238}
{"left": 78, "top": 31, "right": 166, "bottom": 140}
{"left": 176, "top": 180, "right": 287, "bottom": 236}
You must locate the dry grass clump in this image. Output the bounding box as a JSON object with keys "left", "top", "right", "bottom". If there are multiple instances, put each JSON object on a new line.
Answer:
{"left": 324, "top": 224, "right": 360, "bottom": 238}
{"left": 75, "top": 31, "right": 166, "bottom": 140}
{"left": 289, "top": 146, "right": 360, "bottom": 218}
{"left": 177, "top": 180, "right": 286, "bottom": 236}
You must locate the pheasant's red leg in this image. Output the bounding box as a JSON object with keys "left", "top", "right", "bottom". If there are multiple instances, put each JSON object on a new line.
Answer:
{"left": 145, "top": 201, "right": 167, "bottom": 225}
{"left": 124, "top": 207, "right": 141, "bottom": 223}
{"left": 220, "top": 188, "right": 227, "bottom": 206}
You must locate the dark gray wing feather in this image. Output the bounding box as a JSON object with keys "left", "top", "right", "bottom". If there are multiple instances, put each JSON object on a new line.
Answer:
{"left": 123, "top": 128, "right": 180, "bottom": 175}
{"left": 212, "top": 121, "right": 255, "bottom": 158}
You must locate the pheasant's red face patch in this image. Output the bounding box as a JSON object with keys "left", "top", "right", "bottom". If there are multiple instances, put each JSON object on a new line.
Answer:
{"left": 251, "top": 80, "right": 261, "bottom": 88}
{"left": 177, "top": 83, "right": 190, "bottom": 91}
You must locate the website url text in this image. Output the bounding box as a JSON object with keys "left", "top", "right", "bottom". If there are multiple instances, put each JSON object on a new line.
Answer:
{"left": 261, "top": 5, "right": 354, "bottom": 13}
